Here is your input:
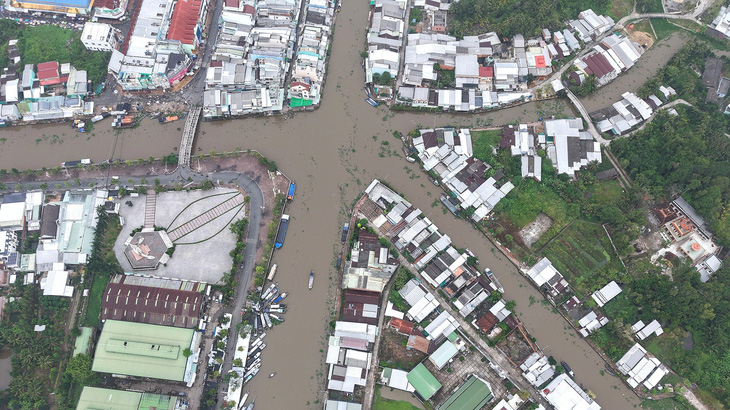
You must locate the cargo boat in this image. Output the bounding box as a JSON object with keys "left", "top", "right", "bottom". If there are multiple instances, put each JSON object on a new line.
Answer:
{"left": 267, "top": 264, "right": 278, "bottom": 281}
{"left": 308, "top": 270, "right": 315, "bottom": 289}
{"left": 341, "top": 223, "right": 349, "bottom": 243}
{"left": 158, "top": 114, "right": 180, "bottom": 123}
{"left": 274, "top": 215, "right": 289, "bottom": 249}
{"left": 61, "top": 159, "right": 91, "bottom": 168}
{"left": 287, "top": 182, "right": 296, "bottom": 200}
{"left": 365, "top": 97, "right": 378, "bottom": 107}
{"left": 561, "top": 361, "right": 575, "bottom": 377}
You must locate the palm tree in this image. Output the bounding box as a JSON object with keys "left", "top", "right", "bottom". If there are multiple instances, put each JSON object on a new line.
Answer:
{"left": 36, "top": 355, "right": 54, "bottom": 369}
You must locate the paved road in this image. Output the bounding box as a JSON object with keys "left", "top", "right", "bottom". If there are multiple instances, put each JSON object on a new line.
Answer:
{"left": 15, "top": 165, "right": 265, "bottom": 407}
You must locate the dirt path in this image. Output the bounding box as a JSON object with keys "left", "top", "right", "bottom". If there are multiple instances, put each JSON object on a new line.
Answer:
{"left": 683, "top": 388, "right": 709, "bottom": 410}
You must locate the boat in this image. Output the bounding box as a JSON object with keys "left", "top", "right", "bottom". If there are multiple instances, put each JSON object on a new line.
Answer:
{"left": 261, "top": 282, "right": 277, "bottom": 299}
{"left": 269, "top": 304, "right": 286, "bottom": 309}
{"left": 158, "top": 114, "right": 180, "bottom": 123}
{"left": 245, "top": 399, "right": 255, "bottom": 410}
{"left": 274, "top": 214, "right": 290, "bottom": 249}
{"left": 273, "top": 292, "right": 288, "bottom": 303}
{"left": 365, "top": 97, "right": 378, "bottom": 107}
{"left": 309, "top": 270, "right": 315, "bottom": 289}
{"left": 269, "top": 313, "right": 284, "bottom": 322}
{"left": 336, "top": 253, "right": 342, "bottom": 269}
{"left": 61, "top": 159, "right": 91, "bottom": 168}
{"left": 341, "top": 223, "right": 349, "bottom": 243}
{"left": 561, "top": 361, "right": 575, "bottom": 377}
{"left": 364, "top": 86, "right": 372, "bottom": 98}
{"left": 269, "top": 373, "right": 276, "bottom": 378}
{"left": 263, "top": 313, "right": 272, "bottom": 328}
{"left": 267, "top": 264, "right": 278, "bottom": 281}
{"left": 485, "top": 268, "right": 505, "bottom": 293}
{"left": 287, "top": 182, "right": 296, "bottom": 200}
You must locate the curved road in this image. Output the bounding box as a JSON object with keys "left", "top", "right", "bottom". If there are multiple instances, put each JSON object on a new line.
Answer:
{"left": 14, "top": 165, "right": 265, "bottom": 405}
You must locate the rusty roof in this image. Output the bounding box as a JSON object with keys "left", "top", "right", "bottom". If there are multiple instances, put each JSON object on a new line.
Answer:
{"left": 101, "top": 282, "right": 202, "bottom": 328}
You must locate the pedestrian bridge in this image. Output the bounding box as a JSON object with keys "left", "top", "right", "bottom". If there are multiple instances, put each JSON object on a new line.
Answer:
{"left": 178, "top": 107, "right": 201, "bottom": 167}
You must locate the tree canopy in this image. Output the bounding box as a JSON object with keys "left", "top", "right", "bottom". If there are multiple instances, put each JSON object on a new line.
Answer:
{"left": 449, "top": 0, "right": 611, "bottom": 37}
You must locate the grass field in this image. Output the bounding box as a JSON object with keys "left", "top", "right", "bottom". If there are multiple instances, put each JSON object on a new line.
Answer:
{"left": 640, "top": 397, "right": 694, "bottom": 410}
{"left": 611, "top": 0, "right": 634, "bottom": 19}
{"left": 590, "top": 180, "right": 623, "bottom": 208}
{"left": 85, "top": 274, "right": 110, "bottom": 328}
{"left": 471, "top": 129, "right": 502, "bottom": 163}
{"left": 541, "top": 220, "right": 624, "bottom": 295}
{"left": 651, "top": 19, "right": 680, "bottom": 40}
{"left": 374, "top": 387, "right": 423, "bottom": 410}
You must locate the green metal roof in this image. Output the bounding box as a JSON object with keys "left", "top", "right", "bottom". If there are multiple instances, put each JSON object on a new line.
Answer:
{"left": 407, "top": 363, "right": 442, "bottom": 400}
{"left": 73, "top": 327, "right": 93, "bottom": 357}
{"left": 438, "top": 375, "right": 493, "bottom": 410}
{"left": 76, "top": 387, "right": 177, "bottom": 410}
{"left": 92, "top": 320, "right": 193, "bottom": 381}
{"left": 290, "top": 97, "right": 314, "bottom": 107}
{"left": 447, "top": 331, "right": 458, "bottom": 342}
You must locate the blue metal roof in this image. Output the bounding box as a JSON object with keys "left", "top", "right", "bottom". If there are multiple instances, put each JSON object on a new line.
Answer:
{"left": 18, "top": 0, "right": 92, "bottom": 8}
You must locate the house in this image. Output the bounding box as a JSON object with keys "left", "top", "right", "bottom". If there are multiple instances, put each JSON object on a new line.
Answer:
{"left": 166, "top": 0, "right": 208, "bottom": 54}
{"left": 520, "top": 352, "right": 555, "bottom": 387}
{"left": 525, "top": 257, "right": 569, "bottom": 296}
{"left": 341, "top": 289, "right": 380, "bottom": 325}
{"left": 590, "top": 281, "right": 622, "bottom": 307}
{"left": 36, "top": 61, "right": 63, "bottom": 87}
{"left": 424, "top": 311, "right": 459, "bottom": 341}
{"left": 544, "top": 118, "right": 601, "bottom": 177}
{"left": 707, "top": 6, "right": 730, "bottom": 40}
{"left": 616, "top": 343, "right": 667, "bottom": 389}
{"left": 325, "top": 401, "right": 363, "bottom": 410}
{"left": 634, "top": 319, "right": 663, "bottom": 340}
{"left": 438, "top": 374, "right": 494, "bottom": 409}
{"left": 388, "top": 317, "right": 414, "bottom": 335}
{"left": 428, "top": 339, "right": 459, "bottom": 369}
{"left": 541, "top": 373, "right": 601, "bottom": 409}
{"left": 0, "top": 230, "right": 18, "bottom": 262}
{"left": 380, "top": 368, "right": 415, "bottom": 392}
{"left": 407, "top": 363, "right": 442, "bottom": 401}
{"left": 696, "top": 254, "right": 723, "bottom": 283}
{"left": 577, "top": 311, "right": 608, "bottom": 336}
{"left": 40, "top": 263, "right": 74, "bottom": 297}
{"left": 344, "top": 230, "right": 399, "bottom": 293}
{"left": 81, "top": 22, "right": 119, "bottom": 52}
{"left": 0, "top": 197, "right": 26, "bottom": 231}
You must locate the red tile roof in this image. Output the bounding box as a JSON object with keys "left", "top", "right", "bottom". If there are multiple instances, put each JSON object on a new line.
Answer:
{"left": 224, "top": 0, "right": 237, "bottom": 7}
{"left": 478, "top": 66, "right": 493, "bottom": 78}
{"left": 476, "top": 311, "right": 498, "bottom": 332}
{"left": 167, "top": 0, "right": 202, "bottom": 46}
{"left": 407, "top": 334, "right": 431, "bottom": 354}
{"left": 37, "top": 61, "right": 59, "bottom": 72}
{"left": 535, "top": 55, "right": 546, "bottom": 68}
{"left": 388, "top": 317, "right": 415, "bottom": 335}
{"left": 242, "top": 4, "right": 254, "bottom": 14}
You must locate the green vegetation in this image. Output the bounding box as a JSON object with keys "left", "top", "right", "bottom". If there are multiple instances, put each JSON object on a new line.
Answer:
{"left": 1, "top": 23, "right": 111, "bottom": 87}
{"left": 542, "top": 221, "right": 625, "bottom": 295}
{"left": 471, "top": 129, "right": 502, "bottom": 163}
{"left": 640, "top": 396, "right": 694, "bottom": 410}
{"left": 220, "top": 217, "right": 249, "bottom": 302}
{"left": 614, "top": 42, "right": 730, "bottom": 247}
{"left": 0, "top": 283, "right": 72, "bottom": 408}
{"left": 84, "top": 210, "right": 124, "bottom": 327}
{"left": 636, "top": 0, "right": 663, "bottom": 13}
{"left": 450, "top": 0, "right": 612, "bottom": 37}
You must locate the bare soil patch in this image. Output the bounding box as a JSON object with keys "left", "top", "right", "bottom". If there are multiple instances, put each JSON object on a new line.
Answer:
{"left": 518, "top": 213, "right": 553, "bottom": 248}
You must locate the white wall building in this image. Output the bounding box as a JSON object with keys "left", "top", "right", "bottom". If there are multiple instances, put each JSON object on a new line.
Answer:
{"left": 81, "top": 22, "right": 119, "bottom": 52}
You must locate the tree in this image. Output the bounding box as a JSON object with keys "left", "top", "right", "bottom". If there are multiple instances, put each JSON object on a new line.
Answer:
{"left": 182, "top": 348, "right": 192, "bottom": 357}
{"left": 65, "top": 354, "right": 96, "bottom": 385}
{"left": 201, "top": 179, "right": 215, "bottom": 190}
{"left": 380, "top": 71, "right": 392, "bottom": 85}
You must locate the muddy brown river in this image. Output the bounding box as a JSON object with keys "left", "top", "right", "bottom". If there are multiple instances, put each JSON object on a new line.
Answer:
{"left": 0, "top": 3, "right": 692, "bottom": 410}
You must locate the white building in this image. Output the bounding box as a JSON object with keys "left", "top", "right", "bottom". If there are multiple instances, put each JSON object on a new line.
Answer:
{"left": 81, "top": 22, "right": 119, "bottom": 52}
{"left": 542, "top": 373, "right": 601, "bottom": 409}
